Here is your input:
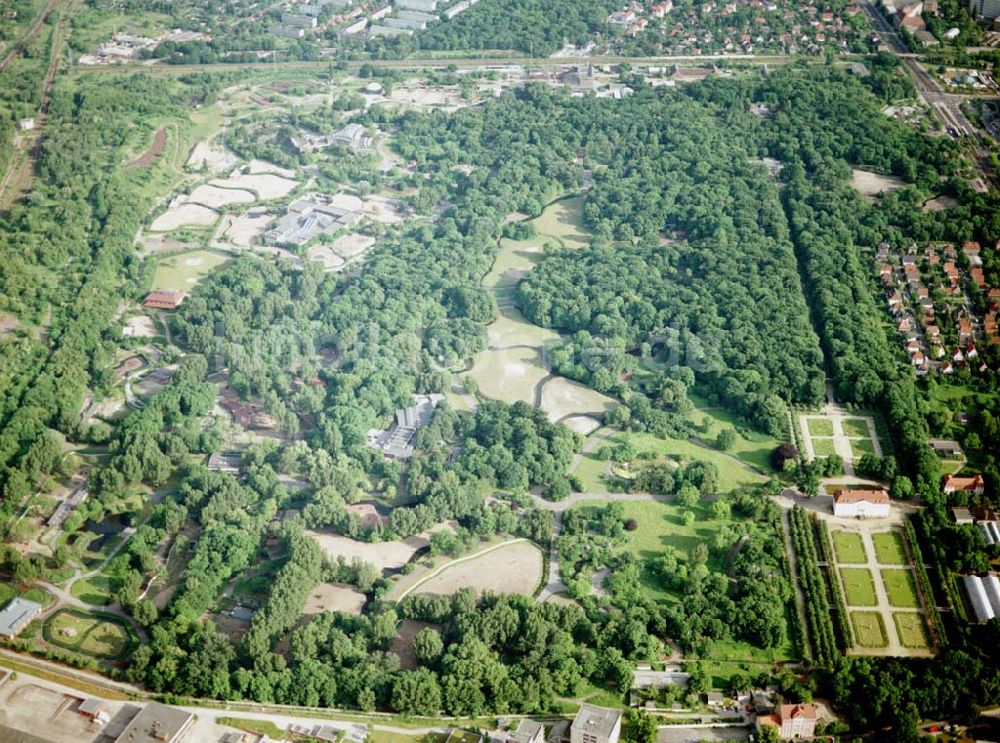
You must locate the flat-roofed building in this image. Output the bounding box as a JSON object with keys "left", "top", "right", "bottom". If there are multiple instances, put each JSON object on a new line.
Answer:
{"left": 0, "top": 598, "right": 42, "bottom": 639}
{"left": 112, "top": 702, "right": 193, "bottom": 743}
{"left": 571, "top": 704, "right": 621, "bottom": 743}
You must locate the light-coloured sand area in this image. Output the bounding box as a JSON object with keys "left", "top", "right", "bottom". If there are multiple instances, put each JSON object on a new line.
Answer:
{"left": 330, "top": 233, "right": 376, "bottom": 259}
{"left": 364, "top": 194, "right": 407, "bottom": 224}
{"left": 306, "top": 244, "right": 347, "bottom": 271}
{"left": 149, "top": 203, "right": 219, "bottom": 232}
{"left": 851, "top": 169, "right": 905, "bottom": 199}
{"left": 186, "top": 141, "right": 240, "bottom": 173}
{"left": 123, "top": 316, "right": 156, "bottom": 338}
{"left": 211, "top": 173, "right": 298, "bottom": 200}
{"left": 248, "top": 159, "right": 296, "bottom": 178}
{"left": 0, "top": 313, "right": 20, "bottom": 335}
{"left": 307, "top": 524, "right": 455, "bottom": 571}
{"left": 389, "top": 85, "right": 467, "bottom": 110}
{"left": 560, "top": 414, "right": 602, "bottom": 436}
{"left": 922, "top": 195, "right": 959, "bottom": 212}
{"left": 329, "top": 192, "right": 365, "bottom": 212}
{"left": 224, "top": 211, "right": 274, "bottom": 246}
{"left": 487, "top": 307, "right": 560, "bottom": 349}
{"left": 539, "top": 377, "right": 616, "bottom": 422}
{"left": 410, "top": 540, "right": 544, "bottom": 598}
{"left": 303, "top": 582, "right": 366, "bottom": 615}
{"left": 189, "top": 184, "right": 256, "bottom": 209}
{"left": 467, "top": 346, "right": 548, "bottom": 405}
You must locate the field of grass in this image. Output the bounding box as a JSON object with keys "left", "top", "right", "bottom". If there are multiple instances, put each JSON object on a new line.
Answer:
{"left": 872, "top": 531, "right": 907, "bottom": 565}
{"left": 150, "top": 249, "right": 229, "bottom": 293}
{"left": 807, "top": 418, "right": 834, "bottom": 436}
{"left": 70, "top": 575, "right": 114, "bottom": 606}
{"left": 850, "top": 438, "right": 876, "bottom": 457}
{"left": 811, "top": 438, "right": 837, "bottom": 457}
{"left": 840, "top": 568, "right": 878, "bottom": 606}
{"left": 832, "top": 530, "right": 867, "bottom": 564}
{"left": 881, "top": 569, "right": 920, "bottom": 608}
{"left": 842, "top": 418, "right": 873, "bottom": 438}
{"left": 689, "top": 405, "right": 781, "bottom": 473}
{"left": 43, "top": 609, "right": 132, "bottom": 659}
{"left": 22, "top": 587, "right": 53, "bottom": 607}
{"left": 0, "top": 583, "right": 16, "bottom": 606}
{"left": 893, "top": 612, "right": 931, "bottom": 649}
{"left": 698, "top": 636, "right": 798, "bottom": 688}
{"left": 601, "top": 431, "right": 767, "bottom": 494}
{"left": 851, "top": 611, "right": 888, "bottom": 648}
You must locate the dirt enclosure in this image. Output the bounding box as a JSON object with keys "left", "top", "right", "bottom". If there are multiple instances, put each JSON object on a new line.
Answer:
{"left": 303, "top": 582, "right": 366, "bottom": 615}
{"left": 125, "top": 127, "right": 166, "bottom": 169}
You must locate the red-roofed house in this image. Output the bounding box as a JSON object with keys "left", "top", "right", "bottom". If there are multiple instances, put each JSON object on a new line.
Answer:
{"left": 756, "top": 703, "right": 818, "bottom": 739}
{"left": 833, "top": 489, "right": 890, "bottom": 518}
{"left": 942, "top": 474, "right": 986, "bottom": 496}
{"left": 143, "top": 290, "right": 187, "bottom": 310}
{"left": 971, "top": 267, "right": 987, "bottom": 289}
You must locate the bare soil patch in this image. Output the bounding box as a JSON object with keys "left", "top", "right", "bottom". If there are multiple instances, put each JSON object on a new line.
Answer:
{"left": 125, "top": 127, "right": 166, "bottom": 169}
{"left": 188, "top": 184, "right": 256, "bottom": 209}
{"left": 411, "top": 540, "right": 544, "bottom": 598}
{"left": 391, "top": 619, "right": 442, "bottom": 670}
{"left": 850, "top": 169, "right": 905, "bottom": 199}
{"left": 149, "top": 203, "right": 218, "bottom": 232}
{"left": 186, "top": 141, "right": 240, "bottom": 173}
{"left": 303, "top": 582, "right": 366, "bottom": 615}
{"left": 211, "top": 173, "right": 298, "bottom": 200}
{"left": 224, "top": 210, "right": 273, "bottom": 246}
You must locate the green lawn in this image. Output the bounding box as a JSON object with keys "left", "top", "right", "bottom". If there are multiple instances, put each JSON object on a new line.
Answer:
{"left": 602, "top": 431, "right": 767, "bottom": 493}
{"left": 690, "top": 406, "right": 781, "bottom": 474}
{"left": 150, "top": 249, "right": 229, "bottom": 293}
{"left": 872, "top": 531, "right": 907, "bottom": 565}
{"left": 851, "top": 611, "right": 888, "bottom": 648}
{"left": 842, "top": 418, "right": 873, "bottom": 438}
{"left": 576, "top": 498, "right": 741, "bottom": 603}
{"left": 807, "top": 418, "right": 834, "bottom": 436}
{"left": 840, "top": 568, "right": 878, "bottom": 606}
{"left": 893, "top": 612, "right": 930, "bottom": 649}
{"left": 811, "top": 438, "right": 837, "bottom": 457}
{"left": 881, "top": 569, "right": 920, "bottom": 608}
{"left": 0, "top": 584, "right": 16, "bottom": 606}
{"left": 22, "top": 587, "right": 54, "bottom": 607}
{"left": 43, "top": 609, "right": 132, "bottom": 660}
{"left": 70, "top": 575, "right": 114, "bottom": 606}
{"left": 832, "top": 530, "right": 867, "bottom": 564}
{"left": 698, "top": 636, "right": 798, "bottom": 689}
{"left": 849, "top": 438, "right": 876, "bottom": 458}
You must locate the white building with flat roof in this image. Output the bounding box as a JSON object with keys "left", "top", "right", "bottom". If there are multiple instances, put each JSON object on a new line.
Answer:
{"left": 571, "top": 704, "right": 621, "bottom": 743}
{"left": 0, "top": 598, "right": 42, "bottom": 639}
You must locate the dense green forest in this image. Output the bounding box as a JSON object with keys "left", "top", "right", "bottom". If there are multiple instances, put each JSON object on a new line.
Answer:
{"left": 4, "top": 50, "right": 1000, "bottom": 732}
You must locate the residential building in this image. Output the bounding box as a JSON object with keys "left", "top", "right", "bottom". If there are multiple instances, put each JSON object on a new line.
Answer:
{"left": 928, "top": 439, "right": 964, "bottom": 458}
{"left": 756, "top": 703, "right": 818, "bottom": 739}
{"left": 506, "top": 720, "right": 546, "bottom": 743}
{"left": 143, "top": 290, "right": 186, "bottom": 310}
{"left": 942, "top": 474, "right": 986, "bottom": 496}
{"left": 570, "top": 704, "right": 622, "bottom": 743}
{"left": 832, "top": 489, "right": 891, "bottom": 518}
{"left": 396, "top": 0, "right": 438, "bottom": 10}
{"left": 0, "top": 598, "right": 42, "bottom": 639}
{"left": 282, "top": 12, "right": 317, "bottom": 27}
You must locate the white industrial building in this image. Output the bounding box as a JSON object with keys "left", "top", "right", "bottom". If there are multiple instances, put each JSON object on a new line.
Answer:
{"left": 964, "top": 574, "right": 1000, "bottom": 622}
{"left": 397, "top": 0, "right": 437, "bottom": 10}
{"left": 979, "top": 520, "right": 1000, "bottom": 545}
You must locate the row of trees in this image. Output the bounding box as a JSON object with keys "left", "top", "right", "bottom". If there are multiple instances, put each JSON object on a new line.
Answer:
{"left": 789, "top": 506, "right": 839, "bottom": 665}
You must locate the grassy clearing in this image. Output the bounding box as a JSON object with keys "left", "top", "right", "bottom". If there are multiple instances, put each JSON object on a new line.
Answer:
{"left": 832, "top": 530, "right": 867, "bottom": 564}
{"left": 842, "top": 419, "right": 872, "bottom": 437}
{"left": 811, "top": 438, "right": 837, "bottom": 457}
{"left": 850, "top": 438, "right": 876, "bottom": 458}
{"left": 872, "top": 531, "right": 907, "bottom": 565}
{"left": 807, "top": 418, "right": 834, "bottom": 436}
{"left": 70, "top": 575, "right": 114, "bottom": 606}
{"left": 602, "top": 431, "right": 767, "bottom": 493}
{"left": 150, "top": 249, "right": 230, "bottom": 293}
{"left": 893, "top": 612, "right": 930, "bottom": 649}
{"left": 689, "top": 406, "right": 781, "bottom": 473}
{"left": 466, "top": 345, "right": 546, "bottom": 406}
{"left": 840, "top": 568, "right": 878, "bottom": 607}
{"left": 43, "top": 609, "right": 132, "bottom": 659}
{"left": 881, "top": 569, "right": 920, "bottom": 608}
{"left": 699, "top": 636, "right": 799, "bottom": 688}
{"left": 851, "top": 611, "right": 888, "bottom": 648}
{"left": 0, "top": 583, "right": 16, "bottom": 606}
{"left": 0, "top": 655, "right": 131, "bottom": 701}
